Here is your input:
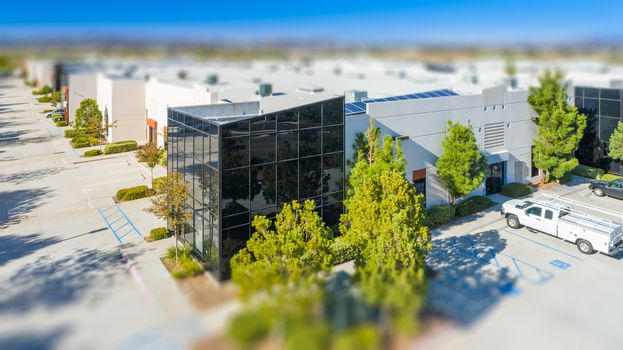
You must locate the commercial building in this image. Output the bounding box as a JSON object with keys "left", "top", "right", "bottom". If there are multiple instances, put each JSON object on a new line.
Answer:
{"left": 345, "top": 86, "right": 538, "bottom": 208}
{"left": 96, "top": 74, "right": 146, "bottom": 143}
{"left": 67, "top": 73, "right": 97, "bottom": 123}
{"left": 573, "top": 86, "right": 623, "bottom": 174}
{"left": 167, "top": 94, "right": 345, "bottom": 279}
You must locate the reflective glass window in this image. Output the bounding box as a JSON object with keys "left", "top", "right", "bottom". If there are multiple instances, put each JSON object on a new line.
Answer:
{"left": 600, "top": 117, "right": 620, "bottom": 142}
{"left": 300, "top": 104, "right": 321, "bottom": 129}
{"left": 323, "top": 98, "right": 343, "bottom": 126}
{"left": 251, "top": 134, "right": 276, "bottom": 165}
{"left": 277, "top": 131, "right": 298, "bottom": 160}
{"left": 585, "top": 88, "right": 599, "bottom": 98}
{"left": 277, "top": 110, "right": 298, "bottom": 131}
{"left": 223, "top": 137, "right": 249, "bottom": 169}
{"left": 222, "top": 212, "right": 249, "bottom": 230}
{"left": 583, "top": 98, "right": 599, "bottom": 117}
{"left": 300, "top": 128, "right": 321, "bottom": 157}
{"left": 223, "top": 121, "right": 249, "bottom": 138}
{"left": 600, "top": 99, "right": 620, "bottom": 118}
{"left": 251, "top": 164, "right": 276, "bottom": 210}
{"left": 323, "top": 152, "right": 344, "bottom": 194}
{"left": 251, "top": 115, "right": 276, "bottom": 134}
{"left": 277, "top": 160, "right": 298, "bottom": 204}
{"left": 601, "top": 89, "right": 620, "bottom": 100}
{"left": 299, "top": 156, "right": 321, "bottom": 199}
{"left": 323, "top": 125, "right": 343, "bottom": 153}
{"left": 222, "top": 168, "right": 250, "bottom": 216}
{"left": 322, "top": 203, "right": 343, "bottom": 232}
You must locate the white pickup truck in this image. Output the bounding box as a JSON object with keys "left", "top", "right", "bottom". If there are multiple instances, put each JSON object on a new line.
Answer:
{"left": 501, "top": 198, "right": 623, "bottom": 255}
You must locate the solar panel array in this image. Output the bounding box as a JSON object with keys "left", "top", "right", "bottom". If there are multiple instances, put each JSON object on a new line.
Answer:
{"left": 344, "top": 89, "right": 458, "bottom": 115}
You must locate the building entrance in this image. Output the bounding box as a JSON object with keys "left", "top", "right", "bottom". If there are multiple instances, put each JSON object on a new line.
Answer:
{"left": 486, "top": 161, "right": 505, "bottom": 195}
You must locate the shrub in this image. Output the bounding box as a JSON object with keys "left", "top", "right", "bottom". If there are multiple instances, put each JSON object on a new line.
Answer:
{"left": 158, "top": 150, "right": 167, "bottom": 166}
{"left": 600, "top": 173, "right": 623, "bottom": 181}
{"left": 332, "top": 237, "right": 356, "bottom": 264}
{"left": 104, "top": 140, "right": 138, "bottom": 155}
{"left": 152, "top": 176, "right": 166, "bottom": 192}
{"left": 172, "top": 257, "right": 204, "bottom": 279}
{"left": 455, "top": 196, "right": 494, "bottom": 217}
{"left": 572, "top": 164, "right": 605, "bottom": 179}
{"left": 43, "top": 109, "right": 53, "bottom": 113}
{"left": 115, "top": 185, "right": 149, "bottom": 201}
{"left": 37, "top": 96, "right": 51, "bottom": 103}
{"left": 32, "top": 85, "right": 52, "bottom": 95}
{"left": 166, "top": 244, "right": 194, "bottom": 260}
{"left": 425, "top": 205, "right": 455, "bottom": 226}
{"left": 150, "top": 227, "right": 170, "bottom": 241}
{"left": 556, "top": 171, "right": 572, "bottom": 184}
{"left": 227, "top": 308, "right": 273, "bottom": 348}
{"left": 55, "top": 121, "right": 67, "bottom": 127}
{"left": 89, "top": 137, "right": 101, "bottom": 146}
{"left": 500, "top": 183, "right": 532, "bottom": 198}
{"left": 333, "top": 324, "right": 380, "bottom": 350}
{"left": 71, "top": 138, "right": 90, "bottom": 148}
{"left": 64, "top": 129, "right": 81, "bottom": 138}
{"left": 52, "top": 114, "right": 64, "bottom": 122}
{"left": 84, "top": 149, "right": 102, "bottom": 157}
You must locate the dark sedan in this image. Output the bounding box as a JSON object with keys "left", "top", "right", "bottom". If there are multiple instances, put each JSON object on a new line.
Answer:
{"left": 589, "top": 179, "right": 623, "bottom": 199}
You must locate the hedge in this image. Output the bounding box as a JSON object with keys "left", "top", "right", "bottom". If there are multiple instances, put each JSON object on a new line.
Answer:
{"left": 43, "top": 109, "right": 53, "bottom": 113}
{"left": 55, "top": 121, "right": 67, "bottom": 127}
{"left": 104, "top": 140, "right": 138, "bottom": 155}
{"left": 37, "top": 96, "right": 51, "bottom": 103}
{"left": 425, "top": 205, "right": 455, "bottom": 226}
{"left": 152, "top": 176, "right": 166, "bottom": 192}
{"left": 164, "top": 244, "right": 204, "bottom": 279}
{"left": 150, "top": 227, "right": 170, "bottom": 241}
{"left": 455, "top": 196, "right": 494, "bottom": 217}
{"left": 572, "top": 164, "right": 605, "bottom": 179}
{"left": 84, "top": 149, "right": 102, "bottom": 157}
{"left": 500, "top": 183, "right": 532, "bottom": 198}
{"left": 71, "top": 138, "right": 90, "bottom": 148}
{"left": 115, "top": 185, "right": 149, "bottom": 202}
{"left": 52, "top": 114, "right": 64, "bottom": 122}
{"left": 64, "top": 129, "right": 81, "bottom": 138}
{"left": 332, "top": 237, "right": 356, "bottom": 264}
{"left": 601, "top": 173, "right": 623, "bottom": 181}
{"left": 158, "top": 150, "right": 167, "bottom": 166}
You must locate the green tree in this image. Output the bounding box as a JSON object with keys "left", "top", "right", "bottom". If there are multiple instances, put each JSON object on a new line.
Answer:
{"left": 145, "top": 172, "right": 191, "bottom": 264}
{"left": 528, "top": 70, "right": 587, "bottom": 183}
{"left": 87, "top": 114, "right": 116, "bottom": 152}
{"left": 436, "top": 121, "right": 487, "bottom": 206}
{"left": 75, "top": 98, "right": 103, "bottom": 134}
{"left": 608, "top": 121, "right": 623, "bottom": 162}
{"left": 346, "top": 129, "right": 377, "bottom": 168}
{"left": 136, "top": 143, "right": 165, "bottom": 188}
{"left": 231, "top": 199, "right": 334, "bottom": 300}
{"left": 340, "top": 118, "right": 431, "bottom": 335}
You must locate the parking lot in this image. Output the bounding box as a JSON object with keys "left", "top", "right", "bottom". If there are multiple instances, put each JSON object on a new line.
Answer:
{"left": 427, "top": 179, "right": 623, "bottom": 350}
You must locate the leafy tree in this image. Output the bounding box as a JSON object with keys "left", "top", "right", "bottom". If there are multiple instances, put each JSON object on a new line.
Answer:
{"left": 145, "top": 172, "right": 191, "bottom": 264}
{"left": 50, "top": 91, "right": 61, "bottom": 107}
{"left": 75, "top": 98, "right": 102, "bottom": 134}
{"left": 436, "top": 121, "right": 487, "bottom": 206}
{"left": 87, "top": 114, "right": 116, "bottom": 152}
{"left": 340, "top": 118, "right": 431, "bottom": 334}
{"left": 347, "top": 130, "right": 377, "bottom": 168}
{"left": 136, "top": 143, "right": 165, "bottom": 188}
{"left": 529, "top": 70, "right": 587, "bottom": 183}
{"left": 608, "top": 121, "right": 623, "bottom": 162}
{"left": 231, "top": 199, "right": 334, "bottom": 300}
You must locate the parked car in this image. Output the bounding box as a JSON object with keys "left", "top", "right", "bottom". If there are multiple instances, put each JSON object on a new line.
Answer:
{"left": 589, "top": 179, "right": 623, "bottom": 199}
{"left": 45, "top": 109, "right": 64, "bottom": 118}
{"left": 501, "top": 198, "right": 623, "bottom": 255}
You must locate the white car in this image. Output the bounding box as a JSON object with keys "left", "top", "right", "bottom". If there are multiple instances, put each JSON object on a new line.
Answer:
{"left": 501, "top": 199, "right": 623, "bottom": 255}
{"left": 45, "top": 109, "right": 64, "bottom": 118}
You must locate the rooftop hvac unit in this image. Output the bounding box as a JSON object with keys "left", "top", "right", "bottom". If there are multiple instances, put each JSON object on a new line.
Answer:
{"left": 344, "top": 90, "right": 367, "bottom": 103}
{"left": 178, "top": 70, "right": 187, "bottom": 80}
{"left": 205, "top": 74, "right": 218, "bottom": 85}
{"left": 259, "top": 83, "right": 273, "bottom": 97}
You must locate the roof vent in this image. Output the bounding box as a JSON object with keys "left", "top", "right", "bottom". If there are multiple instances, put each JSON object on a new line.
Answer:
{"left": 205, "top": 74, "right": 218, "bottom": 85}
{"left": 298, "top": 85, "right": 324, "bottom": 94}
{"left": 258, "top": 83, "right": 273, "bottom": 97}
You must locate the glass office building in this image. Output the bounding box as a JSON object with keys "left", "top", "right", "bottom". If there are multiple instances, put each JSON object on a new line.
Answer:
{"left": 575, "top": 87, "right": 623, "bottom": 174}
{"left": 167, "top": 96, "right": 345, "bottom": 279}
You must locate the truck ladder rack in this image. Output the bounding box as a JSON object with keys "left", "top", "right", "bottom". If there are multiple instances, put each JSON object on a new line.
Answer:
{"left": 542, "top": 192, "right": 623, "bottom": 228}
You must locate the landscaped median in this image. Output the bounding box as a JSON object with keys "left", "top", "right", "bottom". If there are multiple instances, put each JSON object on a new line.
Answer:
{"left": 162, "top": 245, "right": 204, "bottom": 279}
{"left": 115, "top": 185, "right": 150, "bottom": 202}
{"left": 572, "top": 164, "right": 622, "bottom": 181}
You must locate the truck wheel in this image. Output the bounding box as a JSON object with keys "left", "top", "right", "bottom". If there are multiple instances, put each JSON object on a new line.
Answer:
{"left": 576, "top": 239, "right": 594, "bottom": 254}
{"left": 506, "top": 215, "right": 520, "bottom": 229}
{"left": 593, "top": 188, "right": 605, "bottom": 197}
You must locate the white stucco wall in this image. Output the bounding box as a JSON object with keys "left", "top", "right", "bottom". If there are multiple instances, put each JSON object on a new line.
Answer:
{"left": 97, "top": 75, "right": 146, "bottom": 143}
{"left": 68, "top": 73, "right": 97, "bottom": 123}
{"left": 345, "top": 86, "right": 538, "bottom": 208}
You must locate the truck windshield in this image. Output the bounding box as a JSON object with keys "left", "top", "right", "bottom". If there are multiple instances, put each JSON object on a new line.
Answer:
{"left": 516, "top": 201, "right": 533, "bottom": 209}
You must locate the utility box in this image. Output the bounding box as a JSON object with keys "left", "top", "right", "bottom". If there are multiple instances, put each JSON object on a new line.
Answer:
{"left": 258, "top": 83, "right": 273, "bottom": 97}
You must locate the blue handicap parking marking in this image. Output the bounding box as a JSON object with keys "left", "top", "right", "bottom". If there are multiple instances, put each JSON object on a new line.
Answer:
{"left": 550, "top": 259, "right": 571, "bottom": 270}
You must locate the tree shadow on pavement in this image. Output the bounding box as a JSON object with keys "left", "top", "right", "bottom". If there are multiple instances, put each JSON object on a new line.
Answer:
{"left": 0, "top": 248, "right": 122, "bottom": 314}
{"left": 0, "top": 233, "right": 60, "bottom": 266}
{"left": 0, "top": 187, "right": 51, "bottom": 229}
{"left": 0, "top": 167, "right": 64, "bottom": 185}
{"left": 0, "top": 326, "right": 70, "bottom": 350}
{"left": 424, "top": 230, "right": 516, "bottom": 326}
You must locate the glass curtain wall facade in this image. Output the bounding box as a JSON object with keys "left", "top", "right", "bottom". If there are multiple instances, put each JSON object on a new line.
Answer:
{"left": 168, "top": 96, "right": 345, "bottom": 279}
{"left": 575, "top": 87, "right": 623, "bottom": 174}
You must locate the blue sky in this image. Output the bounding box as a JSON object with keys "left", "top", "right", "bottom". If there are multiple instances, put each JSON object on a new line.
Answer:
{"left": 1, "top": 0, "right": 622, "bottom": 44}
